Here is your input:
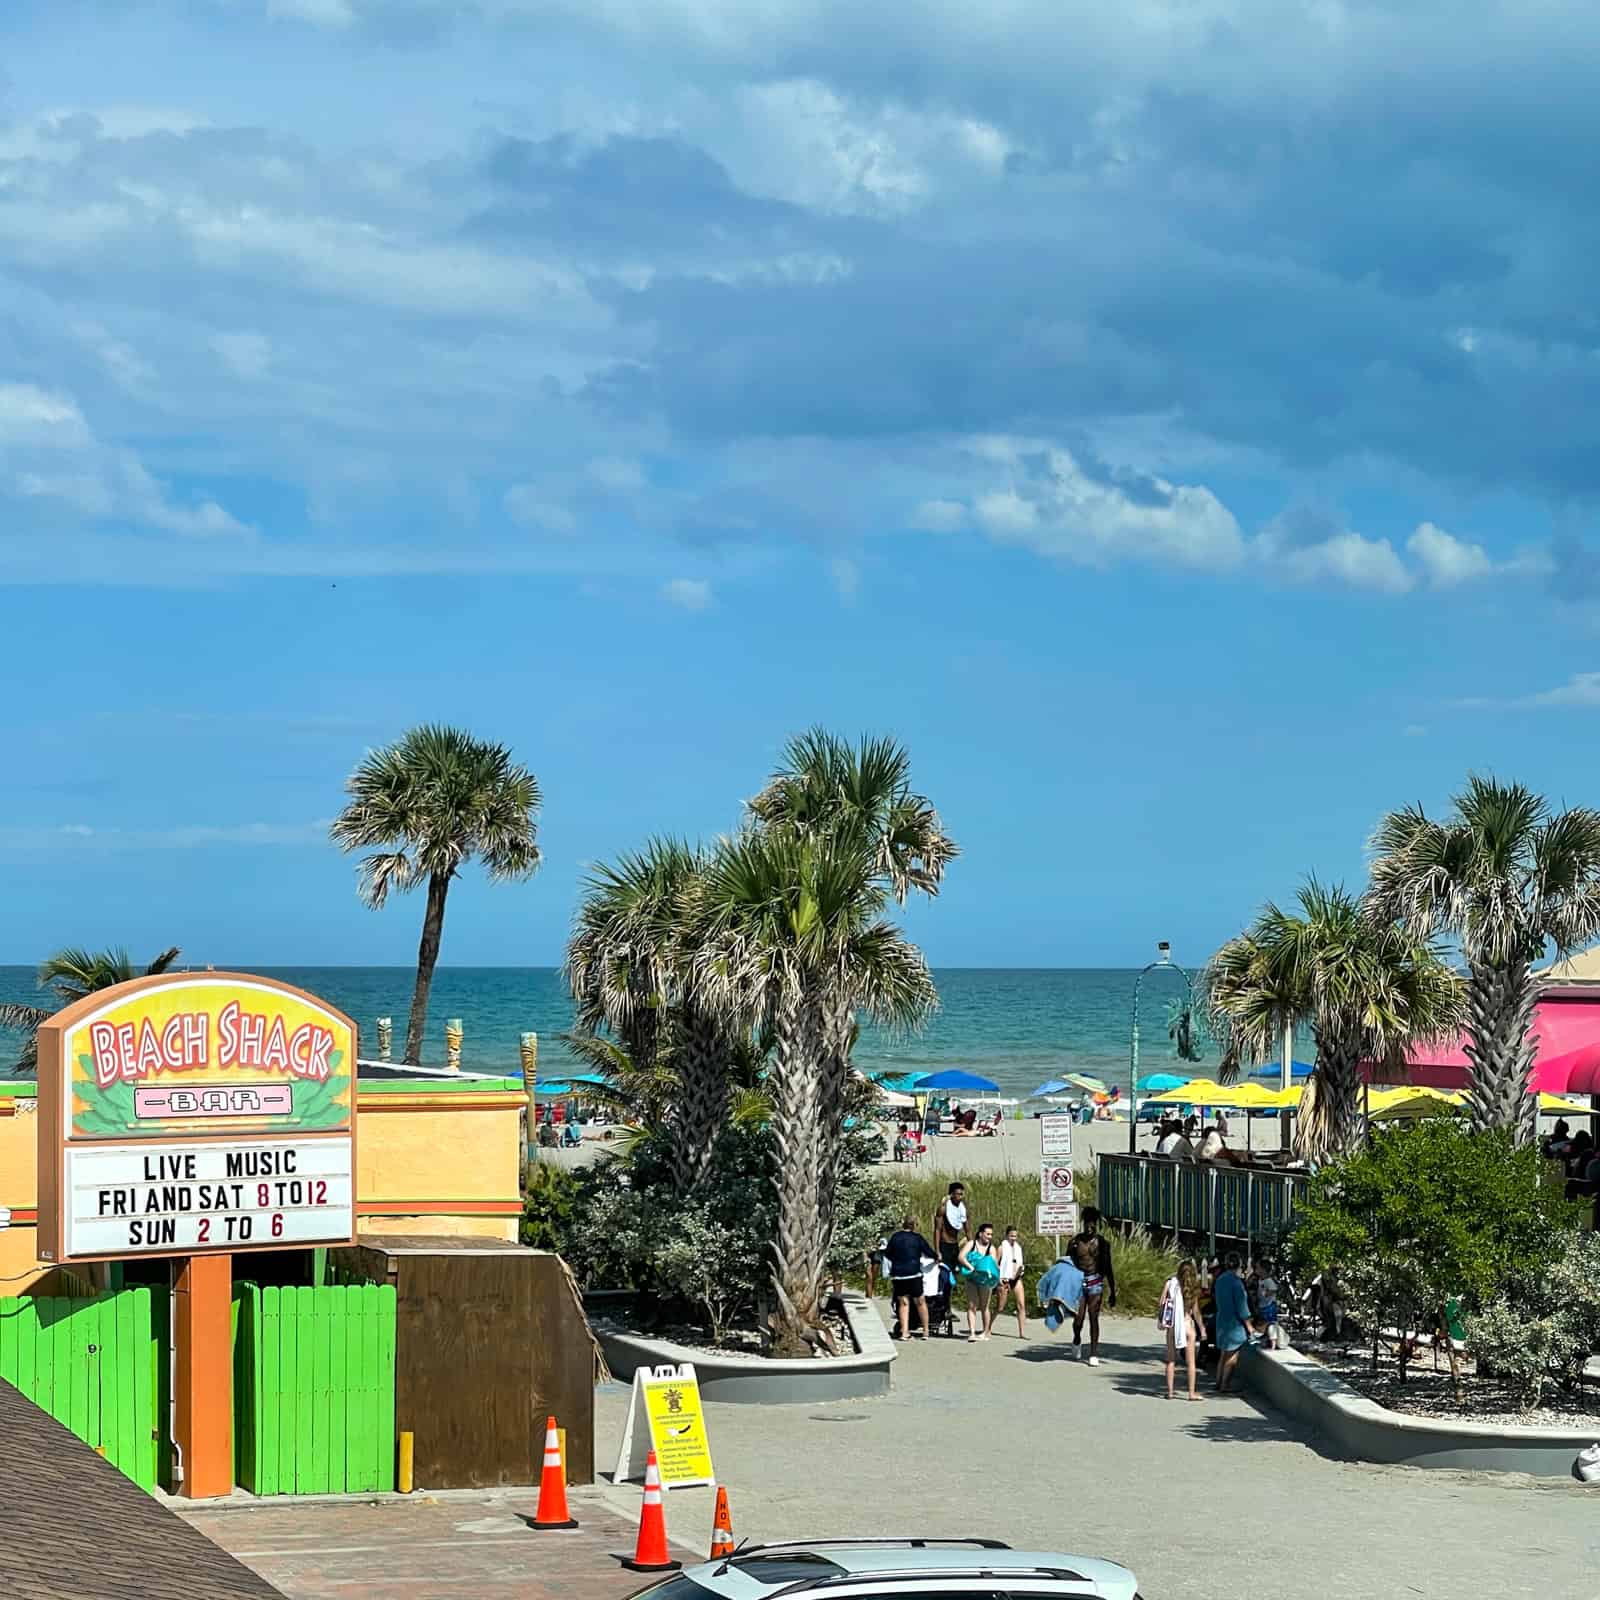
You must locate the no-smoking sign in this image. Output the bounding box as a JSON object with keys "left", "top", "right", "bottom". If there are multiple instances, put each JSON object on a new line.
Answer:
{"left": 1039, "top": 1163, "right": 1075, "bottom": 1203}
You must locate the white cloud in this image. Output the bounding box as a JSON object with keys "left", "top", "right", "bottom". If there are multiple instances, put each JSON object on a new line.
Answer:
{"left": 910, "top": 498, "right": 967, "bottom": 532}
{"left": 662, "top": 577, "right": 713, "bottom": 610}
{"left": 587, "top": 456, "right": 646, "bottom": 492}
{"left": 211, "top": 331, "right": 274, "bottom": 380}
{"left": 968, "top": 440, "right": 1245, "bottom": 571}
{"left": 1407, "top": 521, "right": 1493, "bottom": 587}
{"left": 1458, "top": 671, "right": 1600, "bottom": 711}
{"left": 267, "top": 0, "right": 357, "bottom": 25}
{"left": 0, "top": 819, "right": 329, "bottom": 853}
{"left": 0, "top": 379, "right": 248, "bottom": 538}
{"left": 1264, "top": 528, "right": 1414, "bottom": 594}
{"left": 504, "top": 485, "right": 579, "bottom": 535}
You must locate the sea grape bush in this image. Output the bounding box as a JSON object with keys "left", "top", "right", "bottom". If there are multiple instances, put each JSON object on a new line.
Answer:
{"left": 1468, "top": 1231, "right": 1600, "bottom": 1408}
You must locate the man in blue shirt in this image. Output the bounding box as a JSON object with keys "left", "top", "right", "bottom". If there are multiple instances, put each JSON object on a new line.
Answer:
{"left": 885, "top": 1216, "right": 935, "bottom": 1339}
{"left": 1213, "top": 1251, "right": 1253, "bottom": 1393}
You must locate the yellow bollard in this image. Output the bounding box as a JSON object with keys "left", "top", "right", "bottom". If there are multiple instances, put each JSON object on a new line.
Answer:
{"left": 399, "top": 1431, "right": 415, "bottom": 1494}
{"left": 558, "top": 1427, "right": 568, "bottom": 1481}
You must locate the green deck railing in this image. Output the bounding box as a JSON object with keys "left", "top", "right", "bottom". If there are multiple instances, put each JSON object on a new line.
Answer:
{"left": 1097, "top": 1153, "right": 1306, "bottom": 1252}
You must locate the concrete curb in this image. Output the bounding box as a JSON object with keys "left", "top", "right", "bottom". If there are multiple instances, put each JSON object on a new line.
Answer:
{"left": 1242, "top": 1343, "right": 1600, "bottom": 1477}
{"left": 596, "top": 1291, "right": 895, "bottom": 1404}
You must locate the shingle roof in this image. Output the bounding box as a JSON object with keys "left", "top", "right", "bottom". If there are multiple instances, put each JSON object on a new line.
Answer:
{"left": 0, "top": 1380, "right": 285, "bottom": 1600}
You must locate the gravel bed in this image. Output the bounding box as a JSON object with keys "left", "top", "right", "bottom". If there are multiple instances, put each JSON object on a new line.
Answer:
{"left": 1302, "top": 1340, "right": 1600, "bottom": 1428}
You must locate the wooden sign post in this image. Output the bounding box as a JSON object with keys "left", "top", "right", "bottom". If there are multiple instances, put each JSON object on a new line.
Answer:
{"left": 36, "top": 972, "right": 358, "bottom": 1498}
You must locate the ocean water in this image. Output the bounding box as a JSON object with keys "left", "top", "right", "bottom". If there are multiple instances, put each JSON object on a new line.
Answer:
{"left": 0, "top": 966, "right": 1235, "bottom": 1100}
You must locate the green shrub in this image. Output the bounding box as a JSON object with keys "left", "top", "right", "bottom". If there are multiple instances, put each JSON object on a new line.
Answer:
{"left": 1468, "top": 1231, "right": 1600, "bottom": 1408}
{"left": 1290, "top": 1119, "right": 1581, "bottom": 1377}
{"left": 520, "top": 1161, "right": 583, "bottom": 1250}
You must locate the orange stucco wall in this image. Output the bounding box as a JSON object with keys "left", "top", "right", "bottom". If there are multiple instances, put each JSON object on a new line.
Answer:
{"left": 0, "top": 1089, "right": 524, "bottom": 1291}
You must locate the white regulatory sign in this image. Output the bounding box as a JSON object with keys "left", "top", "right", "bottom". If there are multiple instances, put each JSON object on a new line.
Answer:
{"left": 1039, "top": 1163, "right": 1075, "bottom": 1203}
{"left": 1036, "top": 1201, "right": 1079, "bottom": 1236}
{"left": 1039, "top": 1113, "right": 1073, "bottom": 1158}
{"left": 63, "top": 1138, "right": 353, "bottom": 1258}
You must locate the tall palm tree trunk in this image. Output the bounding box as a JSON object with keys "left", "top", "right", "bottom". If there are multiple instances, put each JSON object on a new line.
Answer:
{"left": 404, "top": 872, "right": 451, "bottom": 1066}
{"left": 1464, "top": 960, "right": 1540, "bottom": 1145}
{"left": 769, "top": 984, "right": 825, "bottom": 1357}
{"left": 1297, "top": 1036, "right": 1365, "bottom": 1161}
{"left": 674, "top": 1004, "right": 731, "bottom": 1191}
{"left": 814, "top": 998, "right": 853, "bottom": 1264}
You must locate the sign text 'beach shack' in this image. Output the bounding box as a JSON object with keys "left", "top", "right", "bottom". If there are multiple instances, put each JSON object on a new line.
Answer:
{"left": 36, "top": 973, "right": 357, "bottom": 1264}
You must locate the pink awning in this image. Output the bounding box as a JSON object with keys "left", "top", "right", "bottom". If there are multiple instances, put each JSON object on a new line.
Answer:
{"left": 1372, "top": 990, "right": 1600, "bottom": 1095}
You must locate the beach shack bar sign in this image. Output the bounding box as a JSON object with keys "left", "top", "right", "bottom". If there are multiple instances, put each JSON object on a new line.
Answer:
{"left": 36, "top": 973, "right": 357, "bottom": 1264}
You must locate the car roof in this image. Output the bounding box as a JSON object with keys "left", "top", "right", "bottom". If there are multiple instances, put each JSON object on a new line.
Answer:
{"left": 678, "top": 1540, "right": 1137, "bottom": 1598}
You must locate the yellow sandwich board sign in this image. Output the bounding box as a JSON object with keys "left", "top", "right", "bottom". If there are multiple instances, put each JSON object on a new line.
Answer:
{"left": 613, "top": 1362, "right": 715, "bottom": 1488}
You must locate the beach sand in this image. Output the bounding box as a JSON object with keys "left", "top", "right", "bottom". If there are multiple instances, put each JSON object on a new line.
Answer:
{"left": 882, "top": 1111, "right": 1290, "bottom": 1174}
{"left": 540, "top": 1110, "right": 1291, "bottom": 1176}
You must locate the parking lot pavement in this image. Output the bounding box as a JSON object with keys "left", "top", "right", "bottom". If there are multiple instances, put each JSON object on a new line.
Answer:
{"left": 181, "top": 1486, "right": 694, "bottom": 1600}
{"left": 595, "top": 1317, "right": 1600, "bottom": 1600}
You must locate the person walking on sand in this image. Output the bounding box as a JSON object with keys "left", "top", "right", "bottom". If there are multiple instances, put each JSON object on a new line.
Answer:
{"left": 933, "top": 1182, "right": 967, "bottom": 1272}
{"left": 1068, "top": 1207, "right": 1116, "bottom": 1365}
{"left": 958, "top": 1222, "right": 1002, "bottom": 1341}
{"left": 1160, "top": 1261, "right": 1204, "bottom": 1400}
{"left": 995, "top": 1225, "right": 1028, "bottom": 1337}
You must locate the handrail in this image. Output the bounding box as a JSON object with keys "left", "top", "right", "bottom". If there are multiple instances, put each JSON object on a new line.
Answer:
{"left": 1097, "top": 1150, "right": 1306, "bottom": 1253}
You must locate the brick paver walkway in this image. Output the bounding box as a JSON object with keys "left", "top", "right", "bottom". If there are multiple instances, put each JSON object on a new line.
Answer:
{"left": 181, "top": 1488, "right": 689, "bottom": 1600}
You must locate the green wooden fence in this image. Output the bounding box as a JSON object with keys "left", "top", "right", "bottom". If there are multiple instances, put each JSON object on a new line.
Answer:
{"left": 233, "top": 1282, "right": 397, "bottom": 1496}
{"left": 0, "top": 1288, "right": 162, "bottom": 1489}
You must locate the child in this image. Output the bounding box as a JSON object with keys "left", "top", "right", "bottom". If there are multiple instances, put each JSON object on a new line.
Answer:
{"left": 1254, "top": 1258, "right": 1281, "bottom": 1350}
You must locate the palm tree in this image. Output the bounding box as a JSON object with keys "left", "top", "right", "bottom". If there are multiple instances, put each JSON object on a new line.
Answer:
{"left": 1368, "top": 776, "right": 1600, "bottom": 1144}
{"left": 565, "top": 839, "right": 735, "bottom": 1189}
{"left": 696, "top": 827, "right": 938, "bottom": 1355}
{"left": 1, "top": 945, "right": 181, "bottom": 1073}
{"left": 330, "top": 725, "right": 542, "bottom": 1066}
{"left": 1207, "top": 882, "right": 1462, "bottom": 1160}
{"left": 555, "top": 1032, "right": 682, "bottom": 1145}
{"left": 747, "top": 730, "right": 956, "bottom": 1255}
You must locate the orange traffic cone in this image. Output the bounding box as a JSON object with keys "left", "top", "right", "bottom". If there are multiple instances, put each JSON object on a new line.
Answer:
{"left": 530, "top": 1416, "right": 578, "bottom": 1530}
{"left": 709, "top": 1485, "right": 735, "bottom": 1559}
{"left": 621, "top": 1450, "right": 681, "bottom": 1573}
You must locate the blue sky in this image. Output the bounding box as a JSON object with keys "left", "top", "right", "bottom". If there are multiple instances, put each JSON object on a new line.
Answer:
{"left": 4, "top": 0, "right": 1600, "bottom": 968}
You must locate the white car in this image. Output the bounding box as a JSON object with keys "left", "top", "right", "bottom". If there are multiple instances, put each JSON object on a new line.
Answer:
{"left": 628, "top": 1538, "right": 1142, "bottom": 1600}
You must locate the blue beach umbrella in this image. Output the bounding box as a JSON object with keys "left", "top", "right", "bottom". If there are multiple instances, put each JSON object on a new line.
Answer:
{"left": 1137, "top": 1072, "right": 1191, "bottom": 1093}
{"left": 914, "top": 1068, "right": 1001, "bottom": 1094}
{"left": 1029, "top": 1078, "right": 1070, "bottom": 1098}
{"left": 1249, "top": 1060, "right": 1314, "bottom": 1081}
{"left": 535, "top": 1071, "right": 608, "bottom": 1093}
{"left": 872, "top": 1071, "right": 926, "bottom": 1095}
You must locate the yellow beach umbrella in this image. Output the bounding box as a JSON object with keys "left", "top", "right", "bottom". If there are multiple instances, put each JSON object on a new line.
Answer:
{"left": 1539, "top": 1093, "right": 1594, "bottom": 1116}
{"left": 1149, "top": 1079, "right": 1282, "bottom": 1108}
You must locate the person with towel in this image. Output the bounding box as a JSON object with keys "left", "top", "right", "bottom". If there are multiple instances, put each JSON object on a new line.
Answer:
{"left": 1159, "top": 1261, "right": 1204, "bottom": 1400}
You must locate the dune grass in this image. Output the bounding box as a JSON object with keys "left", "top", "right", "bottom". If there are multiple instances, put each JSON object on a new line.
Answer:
{"left": 889, "top": 1166, "right": 1178, "bottom": 1318}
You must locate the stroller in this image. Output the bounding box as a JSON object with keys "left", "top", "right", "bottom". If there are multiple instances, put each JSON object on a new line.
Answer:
{"left": 923, "top": 1260, "right": 958, "bottom": 1337}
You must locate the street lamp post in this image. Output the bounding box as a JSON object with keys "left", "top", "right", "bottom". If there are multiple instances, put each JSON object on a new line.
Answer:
{"left": 1128, "top": 941, "right": 1194, "bottom": 1155}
